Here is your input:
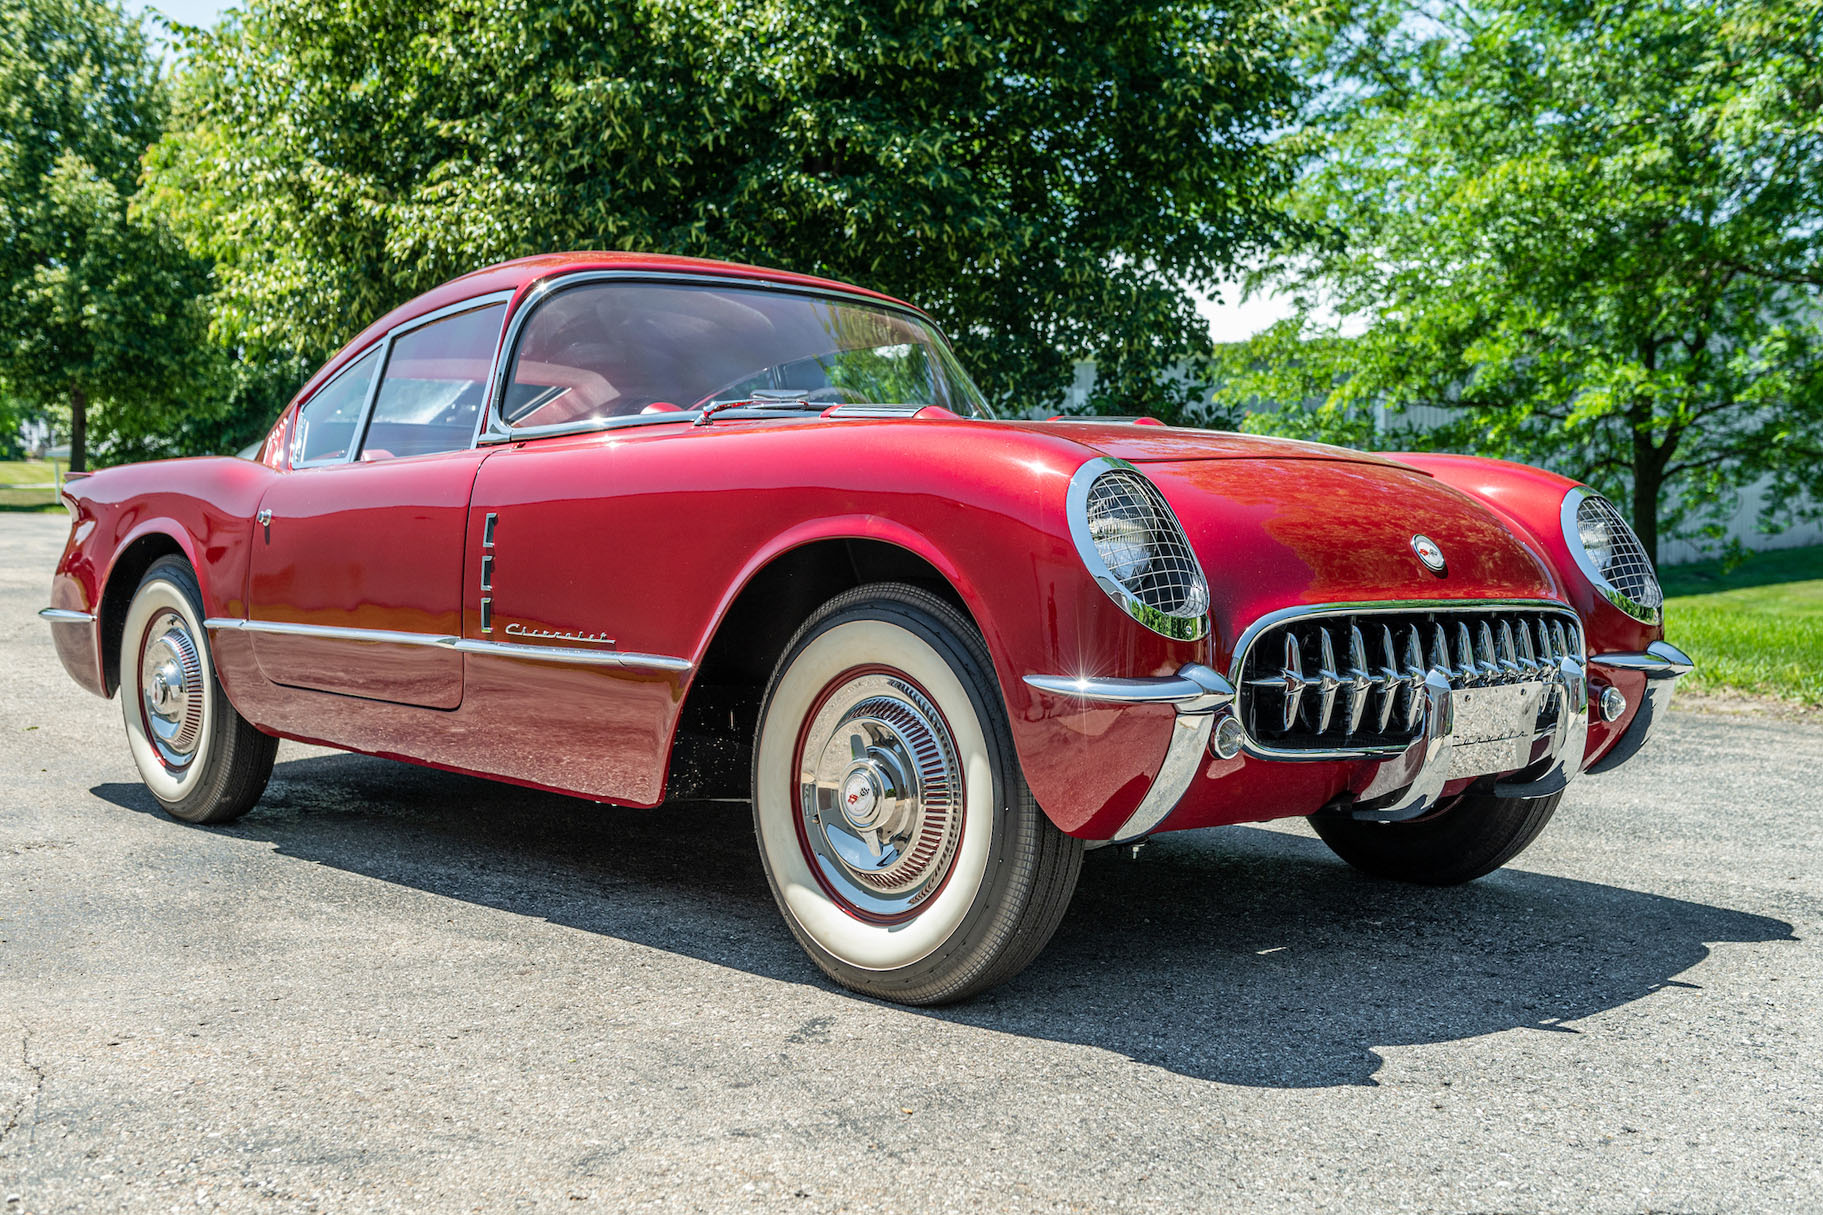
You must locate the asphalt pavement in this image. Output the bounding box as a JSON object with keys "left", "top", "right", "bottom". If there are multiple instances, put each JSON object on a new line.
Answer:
{"left": 3, "top": 511, "right": 1819, "bottom": 1213}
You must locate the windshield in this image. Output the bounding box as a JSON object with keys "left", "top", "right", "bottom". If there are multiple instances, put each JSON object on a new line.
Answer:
{"left": 501, "top": 280, "right": 991, "bottom": 429}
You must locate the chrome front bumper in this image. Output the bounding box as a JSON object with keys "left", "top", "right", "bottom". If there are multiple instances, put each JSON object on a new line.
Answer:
{"left": 1025, "top": 639, "right": 1693, "bottom": 838}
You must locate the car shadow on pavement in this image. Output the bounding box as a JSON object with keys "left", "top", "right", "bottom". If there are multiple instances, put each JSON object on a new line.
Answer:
{"left": 93, "top": 750, "right": 1796, "bottom": 1089}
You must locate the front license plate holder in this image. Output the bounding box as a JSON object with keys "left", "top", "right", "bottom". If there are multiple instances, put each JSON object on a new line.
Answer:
{"left": 1445, "top": 681, "right": 1550, "bottom": 780}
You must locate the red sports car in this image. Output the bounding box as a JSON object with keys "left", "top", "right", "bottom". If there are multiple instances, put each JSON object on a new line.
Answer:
{"left": 42, "top": 252, "right": 1692, "bottom": 1004}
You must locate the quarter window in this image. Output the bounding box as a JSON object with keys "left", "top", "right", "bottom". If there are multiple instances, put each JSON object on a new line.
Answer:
{"left": 292, "top": 346, "right": 381, "bottom": 466}
{"left": 358, "top": 303, "right": 506, "bottom": 461}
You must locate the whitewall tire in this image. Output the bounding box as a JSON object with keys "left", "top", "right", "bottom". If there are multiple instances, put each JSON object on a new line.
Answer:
{"left": 753, "top": 583, "right": 1081, "bottom": 1004}
{"left": 120, "top": 556, "right": 277, "bottom": 824}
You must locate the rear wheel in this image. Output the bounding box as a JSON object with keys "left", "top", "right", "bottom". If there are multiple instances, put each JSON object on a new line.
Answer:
{"left": 752, "top": 583, "right": 1081, "bottom": 1005}
{"left": 1310, "top": 790, "right": 1563, "bottom": 886}
{"left": 120, "top": 556, "right": 277, "bottom": 824}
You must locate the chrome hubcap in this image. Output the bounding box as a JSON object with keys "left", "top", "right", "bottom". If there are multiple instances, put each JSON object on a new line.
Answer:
{"left": 140, "top": 612, "right": 205, "bottom": 767}
{"left": 798, "top": 672, "right": 963, "bottom": 917}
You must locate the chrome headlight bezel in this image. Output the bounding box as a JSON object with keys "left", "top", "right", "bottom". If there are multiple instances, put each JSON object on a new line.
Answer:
{"left": 1560, "top": 486, "right": 1663, "bottom": 625}
{"left": 1066, "top": 457, "right": 1210, "bottom": 641}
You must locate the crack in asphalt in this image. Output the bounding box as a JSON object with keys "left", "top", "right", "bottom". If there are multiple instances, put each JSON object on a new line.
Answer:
{"left": 1, "top": 1027, "right": 45, "bottom": 1150}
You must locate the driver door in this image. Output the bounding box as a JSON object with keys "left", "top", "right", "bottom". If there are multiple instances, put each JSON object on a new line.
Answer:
{"left": 246, "top": 299, "right": 507, "bottom": 709}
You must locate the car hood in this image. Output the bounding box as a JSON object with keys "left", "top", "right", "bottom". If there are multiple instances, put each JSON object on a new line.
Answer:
{"left": 1137, "top": 455, "right": 1566, "bottom": 653}
{"left": 999, "top": 420, "right": 1417, "bottom": 468}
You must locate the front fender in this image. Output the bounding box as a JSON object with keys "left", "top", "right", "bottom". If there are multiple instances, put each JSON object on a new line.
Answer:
{"left": 1386, "top": 452, "right": 1668, "bottom": 767}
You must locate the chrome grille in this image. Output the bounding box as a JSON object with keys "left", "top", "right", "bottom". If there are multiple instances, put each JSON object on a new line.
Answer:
{"left": 1575, "top": 494, "right": 1663, "bottom": 611}
{"left": 1236, "top": 605, "right": 1582, "bottom": 754}
{"left": 1083, "top": 470, "right": 1207, "bottom": 619}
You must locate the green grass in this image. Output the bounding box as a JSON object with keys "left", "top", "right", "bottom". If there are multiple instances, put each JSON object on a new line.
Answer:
{"left": 0, "top": 459, "right": 66, "bottom": 511}
{"left": 1661, "top": 544, "right": 1823, "bottom": 706}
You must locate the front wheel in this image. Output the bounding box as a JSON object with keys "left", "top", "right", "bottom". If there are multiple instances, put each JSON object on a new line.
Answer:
{"left": 1310, "top": 790, "right": 1563, "bottom": 886}
{"left": 120, "top": 556, "right": 278, "bottom": 824}
{"left": 753, "top": 583, "right": 1082, "bottom": 1005}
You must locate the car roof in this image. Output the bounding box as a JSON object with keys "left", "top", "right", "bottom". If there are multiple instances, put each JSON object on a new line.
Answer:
{"left": 288, "top": 252, "right": 922, "bottom": 412}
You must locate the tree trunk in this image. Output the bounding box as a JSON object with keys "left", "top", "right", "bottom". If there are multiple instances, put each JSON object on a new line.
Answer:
{"left": 69, "top": 386, "right": 88, "bottom": 474}
{"left": 1630, "top": 425, "right": 1661, "bottom": 563}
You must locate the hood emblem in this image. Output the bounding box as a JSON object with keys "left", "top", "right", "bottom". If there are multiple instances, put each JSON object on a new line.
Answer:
{"left": 1411, "top": 534, "right": 1447, "bottom": 574}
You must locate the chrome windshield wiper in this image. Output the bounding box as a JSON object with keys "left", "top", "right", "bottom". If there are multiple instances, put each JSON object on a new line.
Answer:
{"left": 694, "top": 389, "right": 817, "bottom": 427}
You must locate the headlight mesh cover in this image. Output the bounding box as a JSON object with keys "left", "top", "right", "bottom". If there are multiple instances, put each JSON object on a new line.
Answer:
{"left": 1576, "top": 493, "right": 1663, "bottom": 612}
{"left": 1084, "top": 470, "right": 1209, "bottom": 619}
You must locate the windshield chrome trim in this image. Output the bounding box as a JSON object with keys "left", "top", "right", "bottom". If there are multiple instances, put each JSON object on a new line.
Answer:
{"left": 478, "top": 269, "right": 984, "bottom": 445}
{"left": 203, "top": 617, "right": 692, "bottom": 674}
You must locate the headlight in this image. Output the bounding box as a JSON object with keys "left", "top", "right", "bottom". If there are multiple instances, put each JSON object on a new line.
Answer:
{"left": 1068, "top": 458, "right": 1210, "bottom": 640}
{"left": 1561, "top": 487, "right": 1663, "bottom": 623}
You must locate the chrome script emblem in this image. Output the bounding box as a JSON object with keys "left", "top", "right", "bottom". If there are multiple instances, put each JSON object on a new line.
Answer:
{"left": 503, "top": 623, "right": 617, "bottom": 646}
{"left": 1411, "top": 534, "right": 1447, "bottom": 574}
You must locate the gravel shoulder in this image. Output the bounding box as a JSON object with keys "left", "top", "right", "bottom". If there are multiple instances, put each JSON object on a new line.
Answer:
{"left": 3, "top": 513, "right": 1819, "bottom": 1213}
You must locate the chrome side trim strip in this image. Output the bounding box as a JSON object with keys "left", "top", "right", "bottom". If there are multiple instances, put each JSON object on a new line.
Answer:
{"left": 39, "top": 608, "right": 95, "bottom": 624}
{"left": 1591, "top": 640, "right": 1693, "bottom": 679}
{"left": 204, "top": 618, "right": 439, "bottom": 646}
{"left": 1024, "top": 665, "right": 1234, "bottom": 712}
{"left": 449, "top": 637, "right": 692, "bottom": 672}
{"left": 202, "top": 618, "right": 692, "bottom": 674}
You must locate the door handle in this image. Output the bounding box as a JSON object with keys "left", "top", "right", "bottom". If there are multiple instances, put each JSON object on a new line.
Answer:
{"left": 257, "top": 508, "right": 273, "bottom": 542}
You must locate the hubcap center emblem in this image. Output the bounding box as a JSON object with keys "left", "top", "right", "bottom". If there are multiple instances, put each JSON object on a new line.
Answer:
{"left": 841, "top": 772, "right": 882, "bottom": 828}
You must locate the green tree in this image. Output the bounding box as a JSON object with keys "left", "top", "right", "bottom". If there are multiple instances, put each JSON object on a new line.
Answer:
{"left": 0, "top": 0, "right": 214, "bottom": 471}
{"left": 1214, "top": 0, "right": 1823, "bottom": 558}
{"left": 144, "top": 0, "right": 1305, "bottom": 417}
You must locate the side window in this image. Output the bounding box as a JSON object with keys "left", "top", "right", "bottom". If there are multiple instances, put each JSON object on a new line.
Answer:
{"left": 292, "top": 347, "right": 380, "bottom": 467}
{"left": 359, "top": 303, "right": 506, "bottom": 462}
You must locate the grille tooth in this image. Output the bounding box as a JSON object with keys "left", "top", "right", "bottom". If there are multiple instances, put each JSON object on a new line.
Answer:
{"left": 1402, "top": 626, "right": 1426, "bottom": 729}
{"left": 1313, "top": 628, "right": 1341, "bottom": 734}
{"left": 1516, "top": 621, "right": 1538, "bottom": 674}
{"left": 1375, "top": 625, "right": 1400, "bottom": 733}
{"left": 1343, "top": 626, "right": 1371, "bottom": 735}
{"left": 1476, "top": 622, "right": 1499, "bottom": 683}
{"left": 1239, "top": 606, "right": 1582, "bottom": 753}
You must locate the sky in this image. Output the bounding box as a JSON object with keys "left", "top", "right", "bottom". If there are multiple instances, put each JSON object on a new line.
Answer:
{"left": 132, "top": 0, "right": 222, "bottom": 29}
{"left": 126, "top": 0, "right": 1299, "bottom": 345}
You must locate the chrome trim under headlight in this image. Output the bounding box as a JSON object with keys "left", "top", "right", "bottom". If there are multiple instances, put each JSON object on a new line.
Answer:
{"left": 1066, "top": 457, "right": 1210, "bottom": 641}
{"left": 1023, "top": 663, "right": 1236, "bottom": 842}
{"left": 1561, "top": 487, "right": 1663, "bottom": 624}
